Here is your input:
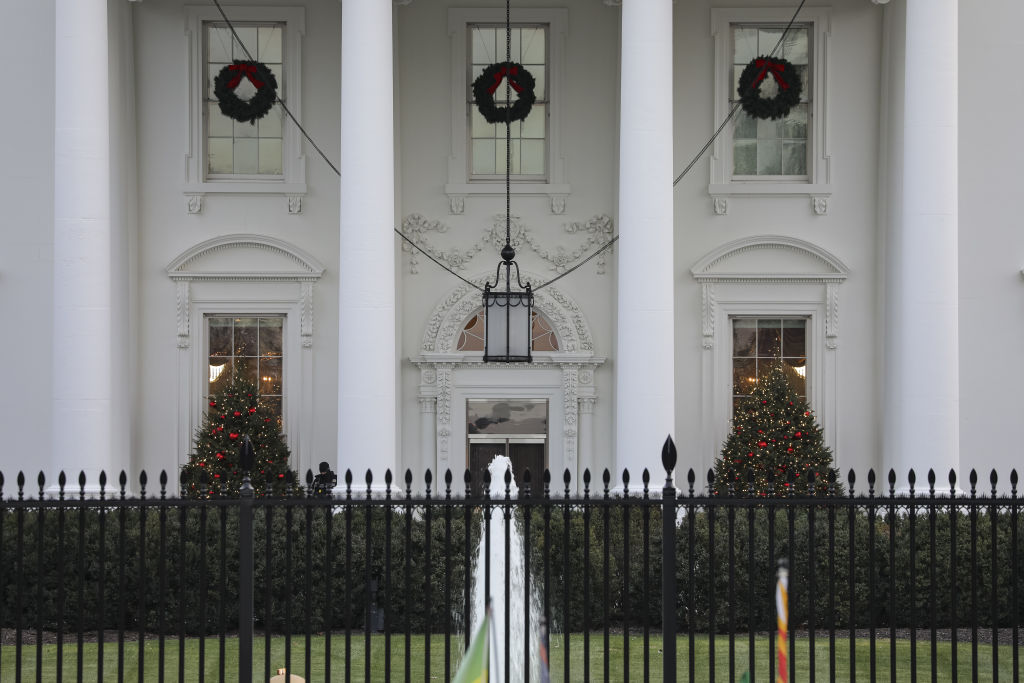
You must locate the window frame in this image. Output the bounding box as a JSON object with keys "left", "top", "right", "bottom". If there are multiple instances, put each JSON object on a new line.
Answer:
{"left": 446, "top": 8, "right": 569, "bottom": 211}
{"left": 184, "top": 6, "right": 306, "bottom": 199}
{"left": 709, "top": 8, "right": 832, "bottom": 208}
{"left": 730, "top": 316, "right": 810, "bottom": 416}
{"left": 204, "top": 315, "right": 287, "bottom": 423}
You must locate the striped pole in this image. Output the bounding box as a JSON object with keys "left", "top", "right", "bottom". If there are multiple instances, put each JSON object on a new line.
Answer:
{"left": 776, "top": 558, "right": 790, "bottom": 683}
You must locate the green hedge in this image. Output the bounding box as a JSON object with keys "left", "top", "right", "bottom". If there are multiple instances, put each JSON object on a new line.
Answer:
{"left": 0, "top": 500, "right": 1020, "bottom": 635}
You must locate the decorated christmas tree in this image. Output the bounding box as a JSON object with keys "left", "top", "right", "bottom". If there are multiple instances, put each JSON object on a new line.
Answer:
{"left": 714, "top": 363, "right": 839, "bottom": 497}
{"left": 181, "top": 376, "right": 301, "bottom": 497}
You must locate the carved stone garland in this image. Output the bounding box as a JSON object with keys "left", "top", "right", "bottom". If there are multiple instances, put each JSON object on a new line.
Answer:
{"left": 400, "top": 213, "right": 615, "bottom": 276}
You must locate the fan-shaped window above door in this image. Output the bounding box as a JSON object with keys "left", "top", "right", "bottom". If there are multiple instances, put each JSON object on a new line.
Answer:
{"left": 457, "top": 309, "right": 560, "bottom": 352}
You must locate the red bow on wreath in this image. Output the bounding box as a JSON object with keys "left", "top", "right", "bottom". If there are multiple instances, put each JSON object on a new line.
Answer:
{"left": 486, "top": 65, "right": 524, "bottom": 95}
{"left": 752, "top": 58, "right": 790, "bottom": 90}
{"left": 226, "top": 63, "right": 266, "bottom": 90}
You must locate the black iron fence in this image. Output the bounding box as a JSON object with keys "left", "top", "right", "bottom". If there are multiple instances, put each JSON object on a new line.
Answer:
{"left": 0, "top": 441, "right": 1021, "bottom": 682}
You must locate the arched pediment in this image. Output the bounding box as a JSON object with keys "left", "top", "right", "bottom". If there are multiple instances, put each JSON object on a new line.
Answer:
{"left": 166, "top": 234, "right": 325, "bottom": 282}
{"left": 421, "top": 274, "right": 594, "bottom": 355}
{"left": 691, "top": 235, "right": 848, "bottom": 284}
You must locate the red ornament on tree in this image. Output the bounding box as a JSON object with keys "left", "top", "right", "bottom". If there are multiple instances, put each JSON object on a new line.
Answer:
{"left": 229, "top": 432, "right": 239, "bottom": 440}
{"left": 233, "top": 411, "right": 242, "bottom": 417}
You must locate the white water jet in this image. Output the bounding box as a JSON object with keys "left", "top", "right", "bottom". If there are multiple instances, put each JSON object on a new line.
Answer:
{"left": 469, "top": 456, "right": 542, "bottom": 683}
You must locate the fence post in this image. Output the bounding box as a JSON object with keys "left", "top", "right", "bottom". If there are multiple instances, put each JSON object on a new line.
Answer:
{"left": 238, "top": 438, "right": 256, "bottom": 682}
{"left": 661, "top": 436, "right": 678, "bottom": 683}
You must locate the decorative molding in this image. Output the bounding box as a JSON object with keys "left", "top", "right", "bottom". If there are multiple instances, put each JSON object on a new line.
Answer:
{"left": 287, "top": 195, "right": 303, "bottom": 214}
{"left": 449, "top": 195, "right": 465, "bottom": 215}
{"left": 579, "top": 396, "right": 597, "bottom": 414}
{"left": 713, "top": 197, "right": 728, "bottom": 216}
{"left": 825, "top": 282, "right": 839, "bottom": 349}
{"left": 434, "top": 363, "right": 455, "bottom": 465}
{"left": 186, "top": 194, "right": 203, "bottom": 214}
{"left": 167, "top": 234, "right": 326, "bottom": 281}
{"left": 400, "top": 213, "right": 615, "bottom": 276}
{"left": 691, "top": 234, "right": 849, "bottom": 285}
{"left": 175, "top": 281, "right": 191, "bottom": 348}
{"left": 418, "top": 397, "right": 436, "bottom": 414}
{"left": 550, "top": 195, "right": 567, "bottom": 215}
{"left": 812, "top": 196, "right": 829, "bottom": 216}
{"left": 300, "top": 282, "right": 314, "bottom": 347}
{"left": 421, "top": 272, "right": 595, "bottom": 355}
{"left": 700, "top": 283, "right": 715, "bottom": 349}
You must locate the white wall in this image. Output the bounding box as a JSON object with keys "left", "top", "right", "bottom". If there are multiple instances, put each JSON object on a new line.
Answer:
{"left": 0, "top": 0, "right": 55, "bottom": 480}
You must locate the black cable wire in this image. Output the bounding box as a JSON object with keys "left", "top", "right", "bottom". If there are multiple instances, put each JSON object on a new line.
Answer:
{"left": 533, "top": 235, "right": 619, "bottom": 293}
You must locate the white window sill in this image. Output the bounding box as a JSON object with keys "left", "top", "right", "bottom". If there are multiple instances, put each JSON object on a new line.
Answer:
{"left": 708, "top": 183, "right": 832, "bottom": 216}
{"left": 444, "top": 183, "right": 572, "bottom": 215}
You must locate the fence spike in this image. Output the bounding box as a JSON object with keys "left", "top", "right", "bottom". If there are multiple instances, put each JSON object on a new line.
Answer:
{"left": 543, "top": 469, "right": 551, "bottom": 497}
{"left": 425, "top": 468, "right": 433, "bottom": 491}
{"left": 0, "top": 472, "right": 4, "bottom": 499}
{"left": 888, "top": 469, "right": 896, "bottom": 495}
{"left": 969, "top": 469, "right": 978, "bottom": 496}
{"left": 867, "top": 469, "right": 876, "bottom": 497}
{"left": 928, "top": 469, "right": 936, "bottom": 495}
{"left": 444, "top": 468, "right": 452, "bottom": 489}
{"left": 808, "top": 468, "right": 816, "bottom": 495}
{"left": 908, "top": 469, "right": 916, "bottom": 496}
{"left": 504, "top": 467, "right": 512, "bottom": 499}
{"left": 603, "top": 468, "right": 611, "bottom": 496}
{"left": 583, "top": 468, "right": 591, "bottom": 497}
{"left": 642, "top": 468, "right": 650, "bottom": 495}
{"left": 1011, "top": 469, "right": 1018, "bottom": 496}
{"left": 365, "top": 468, "right": 373, "bottom": 488}
{"left": 306, "top": 470, "right": 315, "bottom": 489}
{"left": 563, "top": 468, "right": 572, "bottom": 487}
{"left": 465, "top": 469, "right": 473, "bottom": 497}
{"left": 99, "top": 471, "right": 107, "bottom": 499}
{"left": 80, "top": 471, "right": 87, "bottom": 497}
{"left": 17, "top": 471, "right": 24, "bottom": 500}
{"left": 406, "top": 468, "right": 414, "bottom": 488}
{"left": 37, "top": 472, "right": 45, "bottom": 499}
{"left": 707, "top": 468, "right": 715, "bottom": 488}
{"left": 522, "top": 467, "right": 531, "bottom": 490}
{"left": 726, "top": 470, "right": 735, "bottom": 496}
{"left": 990, "top": 469, "right": 998, "bottom": 496}
{"left": 119, "top": 470, "right": 127, "bottom": 498}
{"left": 948, "top": 468, "right": 957, "bottom": 495}
{"left": 622, "top": 468, "right": 630, "bottom": 494}
{"left": 661, "top": 435, "right": 677, "bottom": 475}
{"left": 138, "top": 470, "right": 146, "bottom": 498}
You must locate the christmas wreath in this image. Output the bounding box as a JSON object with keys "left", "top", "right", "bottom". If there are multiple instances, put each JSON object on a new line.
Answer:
{"left": 472, "top": 62, "right": 536, "bottom": 124}
{"left": 213, "top": 60, "right": 279, "bottom": 124}
{"left": 737, "top": 56, "right": 803, "bottom": 120}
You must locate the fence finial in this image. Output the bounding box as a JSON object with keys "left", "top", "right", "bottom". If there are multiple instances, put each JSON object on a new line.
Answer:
{"left": 661, "top": 435, "right": 677, "bottom": 483}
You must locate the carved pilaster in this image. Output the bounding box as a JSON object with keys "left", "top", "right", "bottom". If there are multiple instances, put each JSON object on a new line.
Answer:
{"left": 825, "top": 282, "right": 839, "bottom": 349}
{"left": 701, "top": 282, "right": 716, "bottom": 349}
{"left": 175, "top": 281, "right": 191, "bottom": 348}
{"left": 435, "top": 364, "right": 454, "bottom": 465}
{"left": 562, "top": 365, "right": 580, "bottom": 472}
{"left": 300, "top": 282, "right": 314, "bottom": 347}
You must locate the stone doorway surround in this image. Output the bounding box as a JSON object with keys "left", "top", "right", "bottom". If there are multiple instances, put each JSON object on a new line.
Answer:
{"left": 412, "top": 277, "right": 603, "bottom": 488}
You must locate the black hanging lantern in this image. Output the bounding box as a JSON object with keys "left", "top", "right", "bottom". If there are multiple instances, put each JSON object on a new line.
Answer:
{"left": 482, "top": 0, "right": 533, "bottom": 363}
{"left": 483, "top": 243, "right": 533, "bottom": 363}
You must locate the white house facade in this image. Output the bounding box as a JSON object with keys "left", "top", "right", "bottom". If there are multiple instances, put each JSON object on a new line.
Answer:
{"left": 2, "top": 0, "right": 1021, "bottom": 492}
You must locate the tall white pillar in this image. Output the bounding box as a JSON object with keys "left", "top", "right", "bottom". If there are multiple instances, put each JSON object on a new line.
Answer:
{"left": 884, "top": 0, "right": 958, "bottom": 485}
{"left": 339, "top": 0, "right": 396, "bottom": 483}
{"left": 53, "top": 0, "right": 113, "bottom": 485}
{"left": 615, "top": 0, "right": 675, "bottom": 481}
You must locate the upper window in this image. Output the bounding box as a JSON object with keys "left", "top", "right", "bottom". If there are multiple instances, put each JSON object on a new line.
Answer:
{"left": 446, "top": 8, "right": 568, "bottom": 205}
{"left": 732, "top": 318, "right": 807, "bottom": 415}
{"left": 468, "top": 24, "right": 548, "bottom": 180}
{"left": 729, "top": 25, "right": 809, "bottom": 178}
{"left": 207, "top": 316, "right": 285, "bottom": 427}
{"left": 184, "top": 6, "right": 306, "bottom": 199}
{"left": 205, "top": 23, "right": 285, "bottom": 178}
{"left": 709, "top": 8, "right": 831, "bottom": 203}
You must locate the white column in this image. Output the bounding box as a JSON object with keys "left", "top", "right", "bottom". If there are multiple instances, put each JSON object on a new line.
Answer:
{"left": 53, "top": 0, "right": 113, "bottom": 485}
{"left": 615, "top": 0, "right": 675, "bottom": 481}
{"left": 339, "top": 0, "right": 397, "bottom": 484}
{"left": 884, "top": 0, "right": 958, "bottom": 485}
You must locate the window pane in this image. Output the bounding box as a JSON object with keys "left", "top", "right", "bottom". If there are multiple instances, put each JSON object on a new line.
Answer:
{"left": 733, "top": 140, "right": 756, "bottom": 175}
{"left": 234, "top": 318, "right": 259, "bottom": 355}
{"left": 207, "top": 27, "right": 233, "bottom": 63}
{"left": 208, "top": 358, "right": 233, "bottom": 396}
{"left": 781, "top": 320, "right": 806, "bottom": 357}
{"left": 234, "top": 117, "right": 258, "bottom": 139}
{"left": 234, "top": 138, "right": 259, "bottom": 174}
{"left": 733, "top": 320, "right": 757, "bottom": 357}
{"left": 257, "top": 26, "right": 282, "bottom": 63}
{"left": 233, "top": 27, "right": 257, "bottom": 59}
{"left": 781, "top": 360, "right": 807, "bottom": 396}
{"left": 757, "top": 116, "right": 783, "bottom": 139}
{"left": 472, "top": 139, "right": 496, "bottom": 174}
{"left": 209, "top": 318, "right": 233, "bottom": 356}
{"left": 521, "top": 27, "right": 545, "bottom": 64}
{"left": 259, "top": 318, "right": 283, "bottom": 356}
{"left": 756, "top": 320, "right": 782, "bottom": 357}
{"left": 734, "top": 27, "right": 758, "bottom": 63}
{"left": 208, "top": 103, "right": 233, "bottom": 137}
{"left": 758, "top": 28, "right": 784, "bottom": 54}
{"left": 521, "top": 139, "right": 545, "bottom": 175}
{"left": 208, "top": 138, "right": 233, "bottom": 174}
{"left": 471, "top": 28, "right": 496, "bottom": 64}
{"left": 531, "top": 65, "right": 546, "bottom": 100}
{"left": 780, "top": 104, "right": 807, "bottom": 138}
{"left": 258, "top": 107, "right": 282, "bottom": 138}
{"left": 471, "top": 109, "right": 495, "bottom": 138}
{"left": 782, "top": 28, "right": 809, "bottom": 64}
{"left": 782, "top": 141, "right": 807, "bottom": 175}
{"left": 733, "top": 357, "right": 756, "bottom": 395}
{"left": 521, "top": 103, "right": 545, "bottom": 138}
{"left": 756, "top": 140, "right": 782, "bottom": 175}
{"left": 734, "top": 111, "right": 756, "bottom": 140}
{"left": 258, "top": 139, "right": 283, "bottom": 175}
{"left": 259, "top": 357, "right": 282, "bottom": 395}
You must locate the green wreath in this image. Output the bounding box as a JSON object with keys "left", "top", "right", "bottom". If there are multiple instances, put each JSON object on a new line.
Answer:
{"left": 737, "top": 56, "right": 803, "bottom": 121}
{"left": 472, "top": 62, "right": 536, "bottom": 124}
{"left": 213, "top": 60, "right": 278, "bottom": 124}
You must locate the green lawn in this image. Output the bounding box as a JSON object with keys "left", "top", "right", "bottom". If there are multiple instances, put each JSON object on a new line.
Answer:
{"left": 1, "top": 633, "right": 1018, "bottom": 681}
